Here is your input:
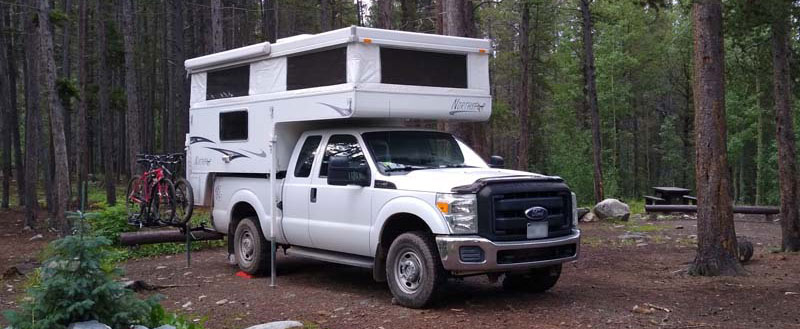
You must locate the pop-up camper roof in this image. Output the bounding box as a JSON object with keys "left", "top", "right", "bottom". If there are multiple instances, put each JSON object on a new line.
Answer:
{"left": 184, "top": 26, "right": 492, "bottom": 122}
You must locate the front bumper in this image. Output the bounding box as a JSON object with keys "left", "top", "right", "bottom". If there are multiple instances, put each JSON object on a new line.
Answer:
{"left": 435, "top": 229, "right": 580, "bottom": 275}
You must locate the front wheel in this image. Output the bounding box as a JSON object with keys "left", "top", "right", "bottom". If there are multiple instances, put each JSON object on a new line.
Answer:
{"left": 173, "top": 177, "right": 195, "bottom": 225}
{"left": 502, "top": 264, "right": 562, "bottom": 293}
{"left": 386, "top": 231, "right": 446, "bottom": 308}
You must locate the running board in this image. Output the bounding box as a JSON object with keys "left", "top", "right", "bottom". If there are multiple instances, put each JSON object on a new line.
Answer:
{"left": 285, "top": 246, "right": 374, "bottom": 269}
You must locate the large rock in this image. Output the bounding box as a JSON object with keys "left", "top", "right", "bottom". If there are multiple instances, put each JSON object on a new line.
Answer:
{"left": 580, "top": 211, "right": 598, "bottom": 223}
{"left": 593, "top": 199, "right": 630, "bottom": 221}
{"left": 244, "top": 321, "right": 304, "bottom": 329}
{"left": 67, "top": 321, "right": 111, "bottom": 329}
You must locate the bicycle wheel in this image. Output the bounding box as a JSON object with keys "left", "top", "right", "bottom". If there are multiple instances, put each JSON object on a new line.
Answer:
{"left": 149, "top": 178, "right": 177, "bottom": 225}
{"left": 173, "top": 177, "right": 195, "bottom": 225}
{"left": 126, "top": 175, "right": 145, "bottom": 223}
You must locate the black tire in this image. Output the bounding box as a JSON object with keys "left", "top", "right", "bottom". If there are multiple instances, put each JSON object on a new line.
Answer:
{"left": 234, "top": 217, "right": 270, "bottom": 275}
{"left": 149, "top": 178, "right": 177, "bottom": 224}
{"left": 173, "top": 177, "right": 195, "bottom": 225}
{"left": 125, "top": 175, "right": 145, "bottom": 222}
{"left": 502, "top": 264, "right": 562, "bottom": 293}
{"left": 386, "top": 231, "right": 445, "bottom": 308}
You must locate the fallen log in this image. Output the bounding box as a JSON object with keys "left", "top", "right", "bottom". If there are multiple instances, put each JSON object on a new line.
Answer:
{"left": 119, "top": 229, "right": 224, "bottom": 246}
{"left": 645, "top": 204, "right": 779, "bottom": 215}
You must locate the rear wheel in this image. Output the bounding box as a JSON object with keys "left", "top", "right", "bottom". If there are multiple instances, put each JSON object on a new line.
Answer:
{"left": 150, "top": 178, "right": 177, "bottom": 224}
{"left": 234, "top": 217, "right": 270, "bottom": 275}
{"left": 502, "top": 264, "right": 562, "bottom": 293}
{"left": 125, "top": 175, "right": 145, "bottom": 223}
{"left": 173, "top": 177, "right": 195, "bottom": 225}
{"left": 386, "top": 231, "right": 445, "bottom": 308}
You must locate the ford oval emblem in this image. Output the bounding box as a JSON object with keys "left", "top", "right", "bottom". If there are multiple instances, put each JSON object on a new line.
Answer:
{"left": 525, "top": 206, "right": 549, "bottom": 221}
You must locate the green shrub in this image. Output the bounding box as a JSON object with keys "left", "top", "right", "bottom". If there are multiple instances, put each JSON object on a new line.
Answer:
{"left": 144, "top": 304, "right": 206, "bottom": 329}
{"left": 87, "top": 204, "right": 136, "bottom": 243}
{"left": 2, "top": 236, "right": 158, "bottom": 329}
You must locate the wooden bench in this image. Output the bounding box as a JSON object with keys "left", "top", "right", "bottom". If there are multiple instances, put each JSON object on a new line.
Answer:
{"left": 645, "top": 204, "right": 779, "bottom": 220}
{"left": 644, "top": 195, "right": 665, "bottom": 205}
{"left": 683, "top": 195, "right": 697, "bottom": 205}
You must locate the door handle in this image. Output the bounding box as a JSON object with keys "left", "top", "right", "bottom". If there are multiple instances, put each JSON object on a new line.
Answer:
{"left": 310, "top": 188, "right": 317, "bottom": 203}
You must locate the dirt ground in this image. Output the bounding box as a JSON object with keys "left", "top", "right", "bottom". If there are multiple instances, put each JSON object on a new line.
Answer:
{"left": 2, "top": 208, "right": 799, "bottom": 329}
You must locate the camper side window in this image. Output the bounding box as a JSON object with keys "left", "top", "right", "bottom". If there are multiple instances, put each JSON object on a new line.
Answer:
{"left": 219, "top": 111, "right": 248, "bottom": 141}
{"left": 287, "top": 47, "right": 347, "bottom": 90}
{"left": 380, "top": 48, "right": 467, "bottom": 88}
{"left": 319, "top": 135, "right": 364, "bottom": 178}
{"left": 294, "top": 136, "right": 322, "bottom": 178}
{"left": 207, "top": 65, "right": 250, "bottom": 100}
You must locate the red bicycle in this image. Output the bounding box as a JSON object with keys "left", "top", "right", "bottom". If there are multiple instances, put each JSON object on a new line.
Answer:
{"left": 126, "top": 154, "right": 177, "bottom": 227}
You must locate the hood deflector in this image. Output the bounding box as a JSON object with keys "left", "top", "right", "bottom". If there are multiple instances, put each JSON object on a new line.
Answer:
{"left": 451, "top": 175, "right": 565, "bottom": 194}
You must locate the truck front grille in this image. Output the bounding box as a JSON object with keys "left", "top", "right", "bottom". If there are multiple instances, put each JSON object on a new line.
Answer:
{"left": 496, "top": 244, "right": 577, "bottom": 264}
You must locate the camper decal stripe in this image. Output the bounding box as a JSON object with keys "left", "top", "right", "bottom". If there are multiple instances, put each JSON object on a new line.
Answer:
{"left": 318, "top": 102, "right": 353, "bottom": 116}
{"left": 204, "top": 147, "right": 248, "bottom": 161}
{"left": 241, "top": 149, "right": 267, "bottom": 158}
{"left": 190, "top": 136, "right": 215, "bottom": 144}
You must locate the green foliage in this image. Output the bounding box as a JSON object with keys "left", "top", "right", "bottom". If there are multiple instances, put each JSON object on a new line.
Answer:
{"left": 144, "top": 304, "right": 206, "bottom": 329}
{"left": 2, "top": 236, "right": 158, "bottom": 329}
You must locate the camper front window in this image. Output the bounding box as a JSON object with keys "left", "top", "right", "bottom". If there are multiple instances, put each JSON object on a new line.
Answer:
{"left": 363, "top": 131, "right": 475, "bottom": 175}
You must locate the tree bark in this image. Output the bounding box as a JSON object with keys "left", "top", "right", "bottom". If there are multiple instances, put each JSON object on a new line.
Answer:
{"left": 689, "top": 0, "right": 742, "bottom": 276}
{"left": 516, "top": 1, "right": 530, "bottom": 171}
{"left": 23, "top": 0, "right": 40, "bottom": 228}
{"left": 122, "top": 0, "right": 142, "bottom": 178}
{"left": 261, "top": 0, "right": 277, "bottom": 42}
{"left": 0, "top": 2, "right": 11, "bottom": 209}
{"left": 211, "top": 0, "right": 224, "bottom": 52}
{"left": 320, "top": 0, "right": 331, "bottom": 31}
{"left": 170, "top": 0, "right": 187, "bottom": 153}
{"left": 76, "top": 0, "right": 89, "bottom": 193}
{"left": 6, "top": 3, "right": 23, "bottom": 207}
{"left": 39, "top": 0, "right": 71, "bottom": 235}
{"left": 580, "top": 0, "right": 603, "bottom": 203}
{"left": 377, "top": 0, "right": 393, "bottom": 29}
{"left": 96, "top": 0, "right": 115, "bottom": 205}
{"left": 771, "top": 13, "right": 800, "bottom": 252}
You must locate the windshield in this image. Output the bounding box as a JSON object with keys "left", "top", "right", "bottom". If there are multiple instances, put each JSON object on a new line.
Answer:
{"left": 362, "top": 131, "right": 474, "bottom": 175}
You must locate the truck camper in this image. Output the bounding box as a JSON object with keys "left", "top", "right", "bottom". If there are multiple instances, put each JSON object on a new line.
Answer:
{"left": 185, "top": 26, "right": 580, "bottom": 308}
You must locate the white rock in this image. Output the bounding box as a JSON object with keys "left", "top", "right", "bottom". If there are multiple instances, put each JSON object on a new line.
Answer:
{"left": 67, "top": 321, "right": 111, "bottom": 329}
{"left": 182, "top": 301, "right": 193, "bottom": 308}
{"left": 593, "top": 199, "right": 631, "bottom": 221}
{"left": 216, "top": 299, "right": 229, "bottom": 305}
{"left": 244, "top": 321, "right": 305, "bottom": 329}
{"left": 131, "top": 326, "right": 149, "bottom": 329}
{"left": 29, "top": 234, "right": 43, "bottom": 241}
{"left": 154, "top": 326, "right": 177, "bottom": 329}
{"left": 580, "top": 211, "right": 598, "bottom": 222}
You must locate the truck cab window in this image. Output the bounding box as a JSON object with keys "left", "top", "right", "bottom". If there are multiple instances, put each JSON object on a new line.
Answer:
{"left": 319, "top": 135, "right": 365, "bottom": 177}
{"left": 294, "top": 136, "right": 322, "bottom": 178}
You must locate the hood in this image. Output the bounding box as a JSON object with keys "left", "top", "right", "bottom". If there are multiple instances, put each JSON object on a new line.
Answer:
{"left": 381, "top": 167, "right": 560, "bottom": 193}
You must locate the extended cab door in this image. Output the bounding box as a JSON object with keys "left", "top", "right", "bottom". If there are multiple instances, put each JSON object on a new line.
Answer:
{"left": 308, "top": 134, "right": 373, "bottom": 256}
{"left": 281, "top": 134, "right": 322, "bottom": 248}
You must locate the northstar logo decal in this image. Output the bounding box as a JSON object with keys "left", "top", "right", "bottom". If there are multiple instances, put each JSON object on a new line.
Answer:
{"left": 449, "top": 99, "right": 486, "bottom": 115}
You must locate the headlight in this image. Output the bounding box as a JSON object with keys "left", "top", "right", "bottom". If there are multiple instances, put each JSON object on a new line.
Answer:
{"left": 571, "top": 192, "right": 579, "bottom": 227}
{"left": 436, "top": 193, "right": 478, "bottom": 234}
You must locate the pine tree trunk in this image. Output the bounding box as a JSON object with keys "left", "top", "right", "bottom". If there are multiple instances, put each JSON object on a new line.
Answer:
{"left": 170, "top": 0, "right": 187, "bottom": 153}
{"left": 0, "top": 2, "right": 11, "bottom": 209}
{"left": 320, "top": 0, "right": 331, "bottom": 31}
{"left": 212, "top": 0, "right": 223, "bottom": 52}
{"left": 76, "top": 0, "right": 89, "bottom": 193}
{"left": 39, "top": 0, "right": 71, "bottom": 235}
{"left": 6, "top": 4, "right": 23, "bottom": 207}
{"left": 771, "top": 13, "right": 800, "bottom": 252}
{"left": 261, "top": 0, "right": 277, "bottom": 42}
{"left": 516, "top": 1, "right": 530, "bottom": 171}
{"left": 377, "top": 0, "right": 393, "bottom": 29}
{"left": 23, "top": 0, "right": 40, "bottom": 228}
{"left": 122, "top": 0, "right": 142, "bottom": 177}
{"left": 689, "top": 0, "right": 742, "bottom": 276}
{"left": 580, "top": 0, "right": 603, "bottom": 203}
{"left": 96, "top": 0, "right": 115, "bottom": 205}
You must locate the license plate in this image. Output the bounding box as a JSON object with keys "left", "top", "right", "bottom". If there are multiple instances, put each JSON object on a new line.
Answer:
{"left": 527, "top": 221, "right": 548, "bottom": 239}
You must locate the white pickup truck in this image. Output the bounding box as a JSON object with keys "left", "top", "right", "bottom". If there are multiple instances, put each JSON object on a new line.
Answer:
{"left": 185, "top": 27, "right": 580, "bottom": 308}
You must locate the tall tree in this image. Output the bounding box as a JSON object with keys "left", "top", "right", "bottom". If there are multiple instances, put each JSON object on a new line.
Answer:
{"left": 0, "top": 2, "right": 12, "bottom": 209}
{"left": 39, "top": 0, "right": 71, "bottom": 235}
{"left": 76, "top": 0, "right": 89, "bottom": 193}
{"left": 320, "top": 0, "right": 332, "bottom": 31}
{"left": 516, "top": 1, "right": 531, "bottom": 171}
{"left": 689, "top": 0, "right": 742, "bottom": 276}
{"left": 580, "top": 0, "right": 603, "bottom": 203}
{"left": 96, "top": 0, "right": 115, "bottom": 205}
{"left": 770, "top": 7, "right": 800, "bottom": 252}
{"left": 122, "top": 0, "right": 142, "bottom": 177}
{"left": 377, "top": 0, "right": 393, "bottom": 29}
{"left": 23, "top": 0, "right": 41, "bottom": 228}
{"left": 212, "top": 0, "right": 224, "bottom": 52}
{"left": 6, "top": 2, "right": 23, "bottom": 207}
{"left": 261, "top": 0, "right": 277, "bottom": 42}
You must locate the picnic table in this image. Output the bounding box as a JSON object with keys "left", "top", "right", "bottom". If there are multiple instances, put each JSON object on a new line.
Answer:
{"left": 647, "top": 187, "right": 692, "bottom": 205}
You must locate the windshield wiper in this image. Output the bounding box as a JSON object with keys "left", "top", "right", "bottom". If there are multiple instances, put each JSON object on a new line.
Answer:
{"left": 438, "top": 164, "right": 475, "bottom": 168}
{"left": 383, "top": 166, "right": 426, "bottom": 173}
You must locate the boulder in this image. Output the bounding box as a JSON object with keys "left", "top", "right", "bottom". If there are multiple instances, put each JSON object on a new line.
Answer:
{"left": 593, "top": 199, "right": 630, "bottom": 221}
{"left": 154, "top": 325, "right": 177, "bottom": 329}
{"left": 577, "top": 207, "right": 590, "bottom": 220}
{"left": 67, "top": 321, "right": 111, "bottom": 329}
{"left": 580, "top": 211, "right": 598, "bottom": 223}
{"left": 244, "top": 321, "right": 305, "bottom": 329}
{"left": 131, "top": 326, "right": 149, "bottom": 329}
